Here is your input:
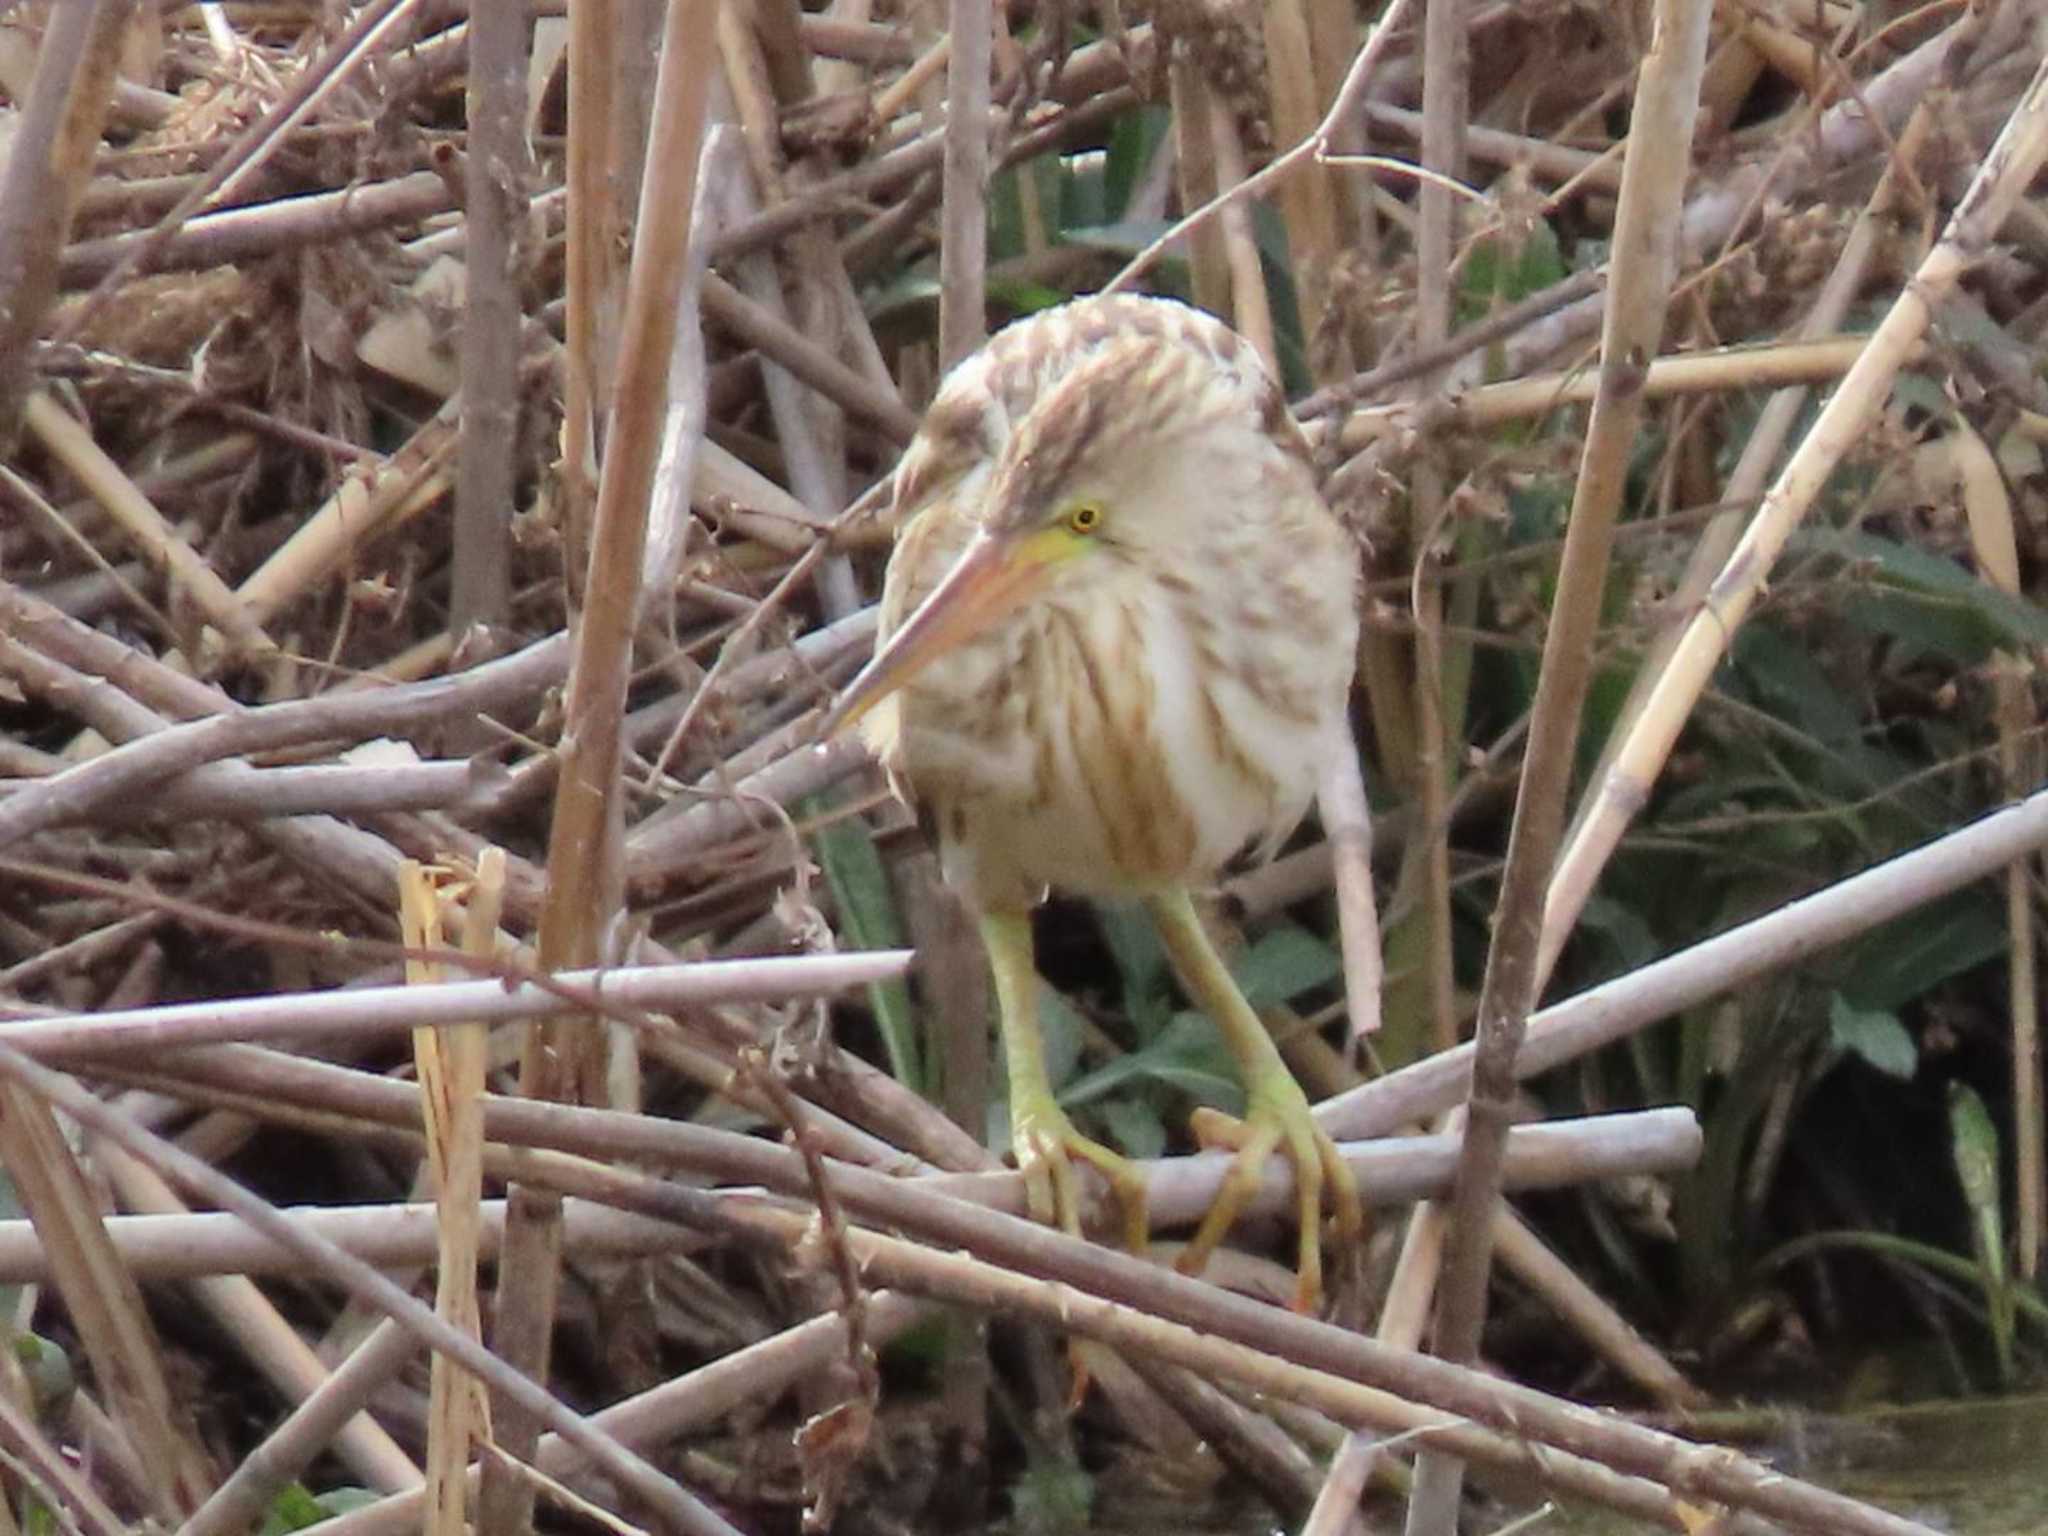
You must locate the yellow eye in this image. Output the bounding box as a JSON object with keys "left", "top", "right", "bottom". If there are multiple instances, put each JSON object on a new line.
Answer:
{"left": 1066, "top": 503, "right": 1103, "bottom": 535}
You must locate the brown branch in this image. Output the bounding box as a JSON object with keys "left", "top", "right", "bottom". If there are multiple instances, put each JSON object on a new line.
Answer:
{"left": 0, "top": 0, "right": 137, "bottom": 438}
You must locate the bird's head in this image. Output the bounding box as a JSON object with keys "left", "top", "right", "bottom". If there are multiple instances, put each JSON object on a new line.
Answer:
{"left": 821, "top": 325, "right": 1250, "bottom": 738}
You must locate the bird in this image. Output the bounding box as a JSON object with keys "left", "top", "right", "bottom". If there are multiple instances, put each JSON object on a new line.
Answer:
{"left": 822, "top": 292, "right": 1363, "bottom": 1311}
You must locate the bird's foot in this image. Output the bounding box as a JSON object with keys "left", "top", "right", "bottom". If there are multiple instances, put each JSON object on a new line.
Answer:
{"left": 1011, "top": 1097, "right": 1150, "bottom": 1253}
{"left": 1177, "top": 1066, "right": 1362, "bottom": 1313}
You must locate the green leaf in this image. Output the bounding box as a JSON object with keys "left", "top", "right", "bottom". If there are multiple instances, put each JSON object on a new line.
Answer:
{"left": 1232, "top": 922, "right": 1342, "bottom": 1009}
{"left": 258, "top": 1486, "right": 330, "bottom": 1536}
{"left": 1732, "top": 625, "right": 1864, "bottom": 745}
{"left": 1835, "top": 893, "right": 2005, "bottom": 1013}
{"left": 1058, "top": 1011, "right": 1241, "bottom": 1113}
{"left": 1459, "top": 218, "right": 1565, "bottom": 320}
{"left": 1036, "top": 986, "right": 1089, "bottom": 1091}
{"left": 1009, "top": 1451, "right": 1094, "bottom": 1536}
{"left": 1794, "top": 527, "right": 2048, "bottom": 654}
{"left": 1102, "top": 105, "right": 1170, "bottom": 221}
{"left": 1097, "top": 1094, "right": 1168, "bottom": 1161}
{"left": 1095, "top": 903, "right": 1172, "bottom": 1034}
{"left": 1578, "top": 894, "right": 1661, "bottom": 975}
{"left": 808, "top": 799, "right": 923, "bottom": 1094}
{"left": 1949, "top": 1083, "right": 2015, "bottom": 1383}
{"left": 1827, "top": 994, "right": 1917, "bottom": 1079}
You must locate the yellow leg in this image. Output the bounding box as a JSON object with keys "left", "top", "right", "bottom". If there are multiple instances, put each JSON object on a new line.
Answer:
{"left": 1145, "top": 888, "right": 1363, "bottom": 1312}
{"left": 980, "top": 911, "right": 1149, "bottom": 1251}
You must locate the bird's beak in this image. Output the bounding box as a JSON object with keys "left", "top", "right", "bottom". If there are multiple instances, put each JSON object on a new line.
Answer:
{"left": 822, "top": 531, "right": 1054, "bottom": 737}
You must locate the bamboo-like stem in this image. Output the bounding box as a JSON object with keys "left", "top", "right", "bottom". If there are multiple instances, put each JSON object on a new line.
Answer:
{"left": 22, "top": 392, "right": 272, "bottom": 656}
{"left": 0, "top": 1039, "right": 745, "bottom": 1536}
{"left": 1319, "top": 787, "right": 2048, "bottom": 1142}
{"left": 0, "top": 0, "right": 137, "bottom": 438}
{"left": 449, "top": 0, "right": 530, "bottom": 636}
{"left": 1397, "top": 0, "right": 1475, "bottom": 1513}
{"left": 1538, "top": 47, "right": 2048, "bottom": 972}
{"left": 1540, "top": 103, "right": 1935, "bottom": 986}
{"left": 1403, "top": 15, "right": 1712, "bottom": 1524}
{"left": 938, "top": 0, "right": 990, "bottom": 368}
{"left": 556, "top": 0, "right": 614, "bottom": 596}
{"left": 0, "top": 955, "right": 913, "bottom": 1061}
{"left": 494, "top": 18, "right": 714, "bottom": 1512}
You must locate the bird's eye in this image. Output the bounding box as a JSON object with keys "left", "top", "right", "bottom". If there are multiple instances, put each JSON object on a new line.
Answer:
{"left": 1066, "top": 503, "right": 1103, "bottom": 535}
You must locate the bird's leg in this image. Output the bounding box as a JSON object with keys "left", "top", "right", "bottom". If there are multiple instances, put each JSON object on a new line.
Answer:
{"left": 1145, "top": 888, "right": 1362, "bottom": 1312}
{"left": 980, "top": 910, "right": 1149, "bottom": 1251}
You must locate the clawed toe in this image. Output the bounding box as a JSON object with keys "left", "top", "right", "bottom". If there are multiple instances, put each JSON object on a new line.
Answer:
{"left": 1176, "top": 1093, "right": 1363, "bottom": 1313}
{"left": 1013, "top": 1105, "right": 1150, "bottom": 1252}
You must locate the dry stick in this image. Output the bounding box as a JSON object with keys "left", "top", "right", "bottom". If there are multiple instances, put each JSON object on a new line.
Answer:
{"left": 493, "top": 9, "right": 717, "bottom": 1527}
{"left": 1318, "top": 717, "right": 1384, "bottom": 1044}
{"left": 1206, "top": 95, "right": 1278, "bottom": 369}
{"left": 309, "top": 1295, "right": 927, "bottom": 1536}
{"left": 1167, "top": 52, "right": 1231, "bottom": 316}
{"left": 1, "top": 600, "right": 960, "bottom": 1186}
{"left": 90, "top": 1141, "right": 422, "bottom": 1493}
{"left": 1406, "top": 0, "right": 1465, "bottom": 1066}
{"left": 1334, "top": 334, "right": 1911, "bottom": 449}
{"left": 938, "top": 0, "right": 992, "bottom": 369}
{"left": 0, "top": 0, "right": 134, "bottom": 438}
{"left": 0, "top": 955, "right": 912, "bottom": 1060}
{"left": 713, "top": 24, "right": 1147, "bottom": 264}
{"left": 556, "top": 0, "right": 614, "bottom": 594}
{"left": 0, "top": 1076, "right": 217, "bottom": 1521}
{"left": 89, "top": 1041, "right": 1697, "bottom": 1522}
{"left": 1262, "top": 0, "right": 1346, "bottom": 366}
{"left": 329, "top": 1121, "right": 1928, "bottom": 1536}
{"left": 236, "top": 392, "right": 460, "bottom": 626}
{"left": 179, "top": 1319, "right": 423, "bottom": 1536}
{"left": 1382, "top": 0, "right": 1473, "bottom": 1527}
{"left": 403, "top": 864, "right": 492, "bottom": 1536}
{"left": 0, "top": 1381, "right": 128, "bottom": 1536}
{"left": 51, "top": 0, "right": 427, "bottom": 343}
{"left": 449, "top": 0, "right": 531, "bottom": 636}
{"left": 56, "top": 1041, "right": 1697, "bottom": 1245}
{"left": 6, "top": 760, "right": 497, "bottom": 824}
{"left": 89, "top": 1059, "right": 1717, "bottom": 1531}
{"left": 0, "top": 1199, "right": 708, "bottom": 1283}
{"left": 1430, "top": 7, "right": 2003, "bottom": 400}
{"left": 1306, "top": 1118, "right": 1453, "bottom": 1536}
{"left": 1412, "top": 15, "right": 1715, "bottom": 1533}
{"left": 0, "top": 1040, "right": 746, "bottom": 1536}
{"left": 701, "top": 273, "right": 922, "bottom": 441}
{"left": 20, "top": 392, "right": 273, "bottom": 656}
{"left": 57, "top": 170, "right": 458, "bottom": 286}
{"left": 1364, "top": 102, "right": 1620, "bottom": 193}
{"left": 1295, "top": 267, "right": 1605, "bottom": 424}
{"left": 1538, "top": 47, "right": 2048, "bottom": 979}
{"left": 0, "top": 617, "right": 569, "bottom": 848}
{"left": 1320, "top": 787, "right": 2048, "bottom": 1148}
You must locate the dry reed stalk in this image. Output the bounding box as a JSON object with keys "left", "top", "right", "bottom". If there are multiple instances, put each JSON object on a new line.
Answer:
{"left": 23, "top": 392, "right": 272, "bottom": 656}
{"left": 448, "top": 2, "right": 529, "bottom": 636}
{"left": 402, "top": 857, "right": 499, "bottom": 1536}
{"left": 0, "top": 0, "right": 138, "bottom": 436}
{"left": 1540, "top": 47, "right": 2048, "bottom": 970}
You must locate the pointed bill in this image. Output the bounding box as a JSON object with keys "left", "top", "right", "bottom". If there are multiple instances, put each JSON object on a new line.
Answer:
{"left": 821, "top": 531, "right": 1053, "bottom": 738}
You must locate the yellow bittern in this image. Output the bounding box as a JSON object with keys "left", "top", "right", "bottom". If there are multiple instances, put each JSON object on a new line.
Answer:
{"left": 825, "top": 293, "right": 1362, "bottom": 1309}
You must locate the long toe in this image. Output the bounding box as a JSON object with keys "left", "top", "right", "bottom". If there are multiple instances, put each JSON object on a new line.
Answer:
{"left": 1180, "top": 1082, "right": 1362, "bottom": 1313}
{"left": 1013, "top": 1104, "right": 1150, "bottom": 1249}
